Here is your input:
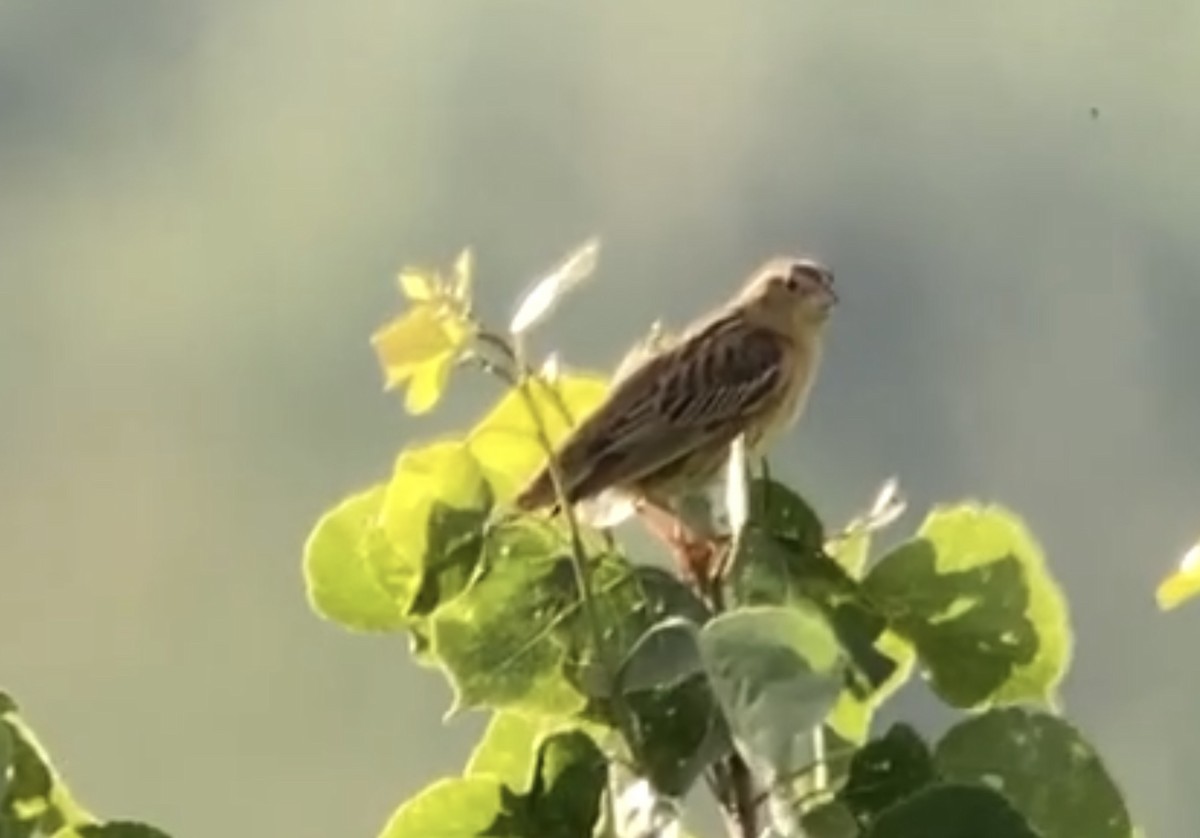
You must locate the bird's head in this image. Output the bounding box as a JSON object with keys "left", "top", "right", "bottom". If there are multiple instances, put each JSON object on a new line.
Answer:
{"left": 737, "top": 256, "right": 837, "bottom": 333}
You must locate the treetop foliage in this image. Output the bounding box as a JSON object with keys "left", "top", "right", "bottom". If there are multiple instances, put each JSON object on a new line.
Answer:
{"left": 301, "top": 241, "right": 1139, "bottom": 838}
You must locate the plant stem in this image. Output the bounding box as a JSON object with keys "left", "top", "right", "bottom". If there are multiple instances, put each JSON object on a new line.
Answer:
{"left": 476, "top": 328, "right": 641, "bottom": 761}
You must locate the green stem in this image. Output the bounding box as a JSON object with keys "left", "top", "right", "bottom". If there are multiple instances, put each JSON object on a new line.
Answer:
{"left": 476, "top": 328, "right": 641, "bottom": 762}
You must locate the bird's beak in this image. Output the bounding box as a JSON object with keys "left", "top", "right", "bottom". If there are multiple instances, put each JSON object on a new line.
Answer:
{"left": 821, "top": 280, "right": 838, "bottom": 309}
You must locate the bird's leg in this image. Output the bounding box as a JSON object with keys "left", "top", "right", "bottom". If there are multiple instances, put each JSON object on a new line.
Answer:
{"left": 635, "top": 495, "right": 725, "bottom": 588}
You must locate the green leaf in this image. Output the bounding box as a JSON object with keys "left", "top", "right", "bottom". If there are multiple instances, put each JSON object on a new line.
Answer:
{"left": 379, "top": 777, "right": 504, "bottom": 838}
{"left": 623, "top": 674, "right": 730, "bottom": 798}
{"left": 729, "top": 495, "right": 896, "bottom": 698}
{"left": 467, "top": 373, "right": 608, "bottom": 501}
{"left": 801, "top": 801, "right": 861, "bottom": 838}
{"left": 935, "top": 708, "right": 1132, "bottom": 838}
{"left": 827, "top": 529, "right": 872, "bottom": 579}
{"left": 429, "top": 519, "right": 590, "bottom": 716}
{"left": 483, "top": 731, "right": 607, "bottom": 838}
{"left": 302, "top": 485, "right": 408, "bottom": 632}
{"left": 465, "top": 712, "right": 582, "bottom": 793}
{"left": 748, "top": 478, "right": 825, "bottom": 551}
{"left": 2, "top": 719, "right": 52, "bottom": 817}
{"left": 562, "top": 563, "right": 710, "bottom": 701}
{"left": 863, "top": 783, "right": 1038, "bottom": 838}
{"left": 77, "top": 824, "right": 173, "bottom": 838}
{"left": 827, "top": 630, "right": 915, "bottom": 744}
{"left": 698, "top": 605, "right": 844, "bottom": 783}
{"left": 839, "top": 723, "right": 937, "bottom": 829}
{"left": 863, "top": 504, "right": 1070, "bottom": 708}
{"left": 0, "top": 718, "right": 11, "bottom": 803}
{"left": 0, "top": 693, "right": 15, "bottom": 714}
{"left": 374, "top": 441, "right": 492, "bottom": 618}
{"left": 615, "top": 617, "right": 704, "bottom": 695}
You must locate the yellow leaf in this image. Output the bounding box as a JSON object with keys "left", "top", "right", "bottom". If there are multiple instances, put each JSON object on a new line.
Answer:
{"left": 398, "top": 269, "right": 438, "bottom": 301}
{"left": 1157, "top": 540, "right": 1200, "bottom": 611}
{"left": 467, "top": 371, "right": 608, "bottom": 500}
{"left": 371, "top": 304, "right": 457, "bottom": 384}
{"left": 405, "top": 351, "right": 455, "bottom": 415}
{"left": 380, "top": 440, "right": 491, "bottom": 564}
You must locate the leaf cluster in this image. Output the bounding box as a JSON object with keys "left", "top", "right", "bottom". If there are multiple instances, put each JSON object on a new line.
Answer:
{"left": 0, "top": 692, "right": 171, "bottom": 838}
{"left": 304, "top": 244, "right": 1137, "bottom": 837}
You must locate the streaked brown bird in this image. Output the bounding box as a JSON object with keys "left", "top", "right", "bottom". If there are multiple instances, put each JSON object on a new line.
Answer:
{"left": 514, "top": 256, "right": 837, "bottom": 515}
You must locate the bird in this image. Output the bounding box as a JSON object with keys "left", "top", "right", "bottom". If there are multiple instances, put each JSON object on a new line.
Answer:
{"left": 514, "top": 255, "right": 837, "bottom": 515}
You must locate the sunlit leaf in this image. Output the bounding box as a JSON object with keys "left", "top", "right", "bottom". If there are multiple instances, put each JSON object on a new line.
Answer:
{"left": 452, "top": 247, "right": 473, "bottom": 304}
{"left": 482, "top": 732, "right": 607, "bottom": 838}
{"left": 369, "top": 441, "right": 492, "bottom": 619}
{"left": 935, "top": 708, "right": 1132, "bottom": 838}
{"left": 371, "top": 299, "right": 473, "bottom": 416}
{"left": 398, "top": 268, "right": 438, "bottom": 302}
{"left": 698, "top": 605, "right": 845, "bottom": 784}
{"left": 863, "top": 783, "right": 1038, "bottom": 838}
{"left": 465, "top": 712, "right": 559, "bottom": 792}
{"left": 468, "top": 371, "right": 608, "bottom": 500}
{"left": 1156, "top": 538, "right": 1200, "bottom": 611}
{"left": 509, "top": 236, "right": 600, "bottom": 335}
{"left": 302, "top": 485, "right": 408, "bottom": 633}
{"left": 379, "top": 777, "right": 504, "bottom": 838}
{"left": 863, "top": 504, "right": 1071, "bottom": 708}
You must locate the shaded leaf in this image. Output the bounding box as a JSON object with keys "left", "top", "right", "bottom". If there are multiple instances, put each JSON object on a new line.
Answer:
{"left": 827, "top": 630, "right": 915, "bottom": 745}
{"left": 935, "top": 708, "right": 1132, "bottom": 838}
{"left": 863, "top": 783, "right": 1038, "bottom": 838}
{"left": 373, "top": 441, "right": 492, "bottom": 617}
{"left": 863, "top": 504, "right": 1070, "bottom": 708}
{"left": 623, "top": 674, "right": 731, "bottom": 798}
{"left": 483, "top": 731, "right": 607, "bottom": 838}
{"left": 698, "top": 606, "right": 844, "bottom": 783}
{"left": 509, "top": 237, "right": 600, "bottom": 335}
{"left": 801, "top": 801, "right": 861, "bottom": 838}
{"left": 616, "top": 617, "right": 704, "bottom": 695}
{"left": 302, "top": 485, "right": 408, "bottom": 632}
{"left": 2, "top": 719, "right": 51, "bottom": 815}
{"left": 1156, "top": 538, "right": 1200, "bottom": 611}
{"left": 430, "top": 519, "right": 589, "bottom": 717}
{"left": 839, "top": 723, "right": 937, "bottom": 829}
{"left": 379, "top": 777, "right": 504, "bottom": 838}
{"left": 468, "top": 372, "right": 608, "bottom": 501}
{"left": 729, "top": 513, "right": 896, "bottom": 698}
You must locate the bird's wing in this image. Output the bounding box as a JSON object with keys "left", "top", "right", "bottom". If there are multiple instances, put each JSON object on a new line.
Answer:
{"left": 551, "top": 314, "right": 787, "bottom": 501}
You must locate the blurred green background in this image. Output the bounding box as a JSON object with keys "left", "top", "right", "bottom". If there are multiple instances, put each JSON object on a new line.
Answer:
{"left": 2, "top": 2, "right": 1198, "bottom": 835}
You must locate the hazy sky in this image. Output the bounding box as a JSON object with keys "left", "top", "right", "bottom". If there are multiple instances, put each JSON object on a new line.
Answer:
{"left": 2, "top": 3, "right": 1199, "bottom": 836}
